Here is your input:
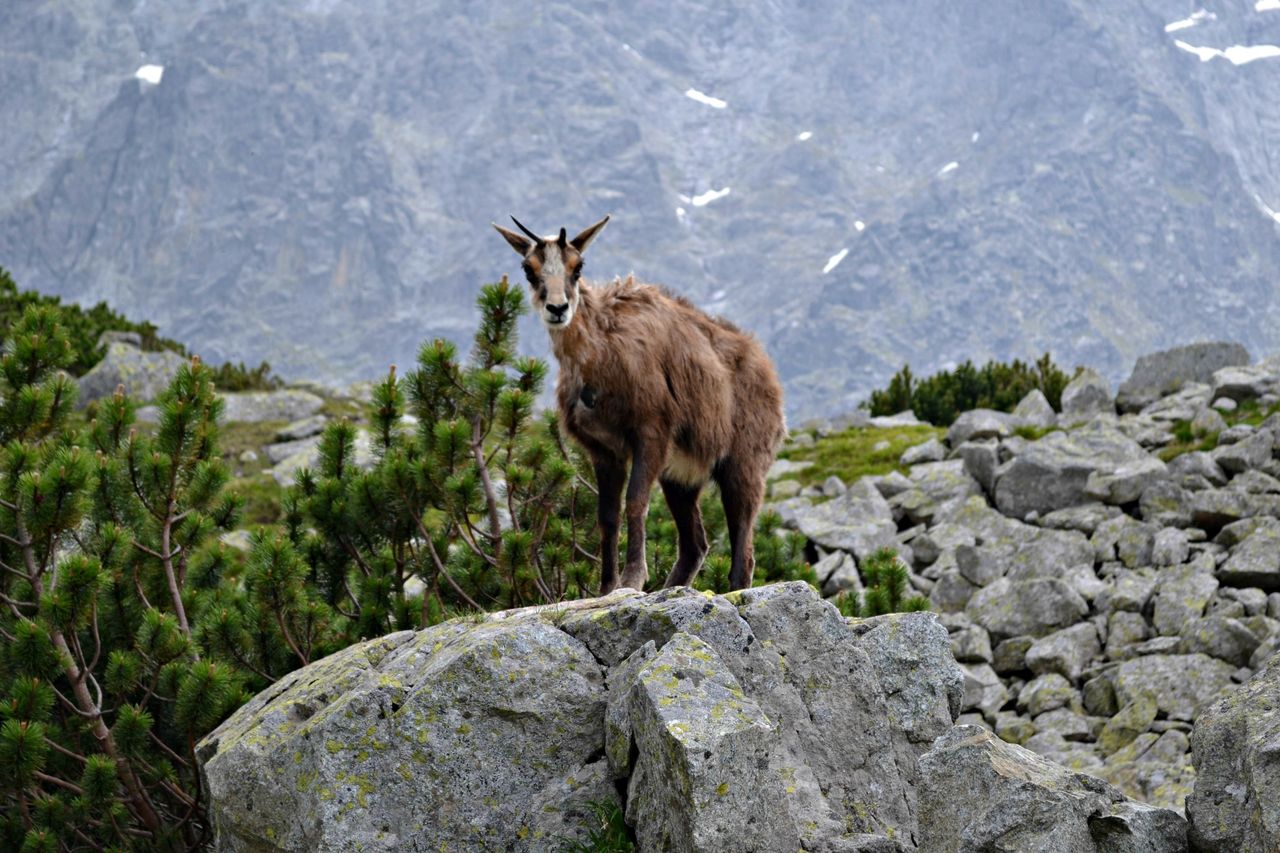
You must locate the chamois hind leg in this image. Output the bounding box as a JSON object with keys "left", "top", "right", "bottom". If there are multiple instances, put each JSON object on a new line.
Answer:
{"left": 660, "top": 478, "right": 709, "bottom": 587}
{"left": 715, "top": 457, "right": 766, "bottom": 591}
{"left": 593, "top": 454, "right": 626, "bottom": 595}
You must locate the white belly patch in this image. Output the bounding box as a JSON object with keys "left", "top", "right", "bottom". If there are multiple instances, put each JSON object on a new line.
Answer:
{"left": 663, "top": 450, "right": 712, "bottom": 486}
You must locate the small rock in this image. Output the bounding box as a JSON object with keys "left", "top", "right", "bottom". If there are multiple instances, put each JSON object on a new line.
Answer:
{"left": 1109, "top": 654, "right": 1237, "bottom": 721}
{"left": 1100, "top": 693, "right": 1158, "bottom": 756}
{"left": 1179, "top": 616, "right": 1261, "bottom": 667}
{"left": 1061, "top": 368, "right": 1115, "bottom": 425}
{"left": 1018, "top": 673, "right": 1077, "bottom": 716}
{"left": 946, "top": 409, "right": 1014, "bottom": 446}
{"left": 965, "top": 577, "right": 1089, "bottom": 640}
{"left": 771, "top": 478, "right": 803, "bottom": 499}
{"left": 821, "top": 475, "right": 847, "bottom": 497}
{"left": 901, "top": 438, "right": 946, "bottom": 466}
{"left": 1152, "top": 555, "right": 1220, "bottom": 636}
{"left": 1012, "top": 388, "right": 1058, "bottom": 428}
{"left": 995, "top": 712, "right": 1037, "bottom": 745}
{"left": 275, "top": 414, "right": 328, "bottom": 442}
{"left": 1191, "top": 406, "right": 1229, "bottom": 436}
{"left": 1026, "top": 623, "right": 1102, "bottom": 682}
{"left": 993, "top": 636, "right": 1035, "bottom": 674}
{"left": 1152, "top": 528, "right": 1190, "bottom": 567}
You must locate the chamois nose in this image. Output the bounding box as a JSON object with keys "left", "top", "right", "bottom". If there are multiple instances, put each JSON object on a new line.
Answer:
{"left": 547, "top": 302, "right": 569, "bottom": 318}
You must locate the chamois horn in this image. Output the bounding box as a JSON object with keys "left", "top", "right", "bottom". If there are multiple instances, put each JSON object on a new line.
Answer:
{"left": 510, "top": 216, "right": 541, "bottom": 243}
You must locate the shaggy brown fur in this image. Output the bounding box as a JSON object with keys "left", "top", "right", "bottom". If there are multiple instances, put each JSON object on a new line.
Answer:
{"left": 493, "top": 216, "right": 785, "bottom": 592}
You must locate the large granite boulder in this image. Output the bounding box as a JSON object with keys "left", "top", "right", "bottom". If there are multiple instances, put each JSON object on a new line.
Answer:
{"left": 77, "top": 341, "right": 189, "bottom": 406}
{"left": 994, "top": 425, "right": 1158, "bottom": 518}
{"left": 1117, "top": 343, "right": 1251, "bottom": 413}
{"left": 1186, "top": 659, "right": 1280, "bottom": 852}
{"left": 918, "top": 726, "right": 1187, "bottom": 852}
{"left": 199, "top": 583, "right": 957, "bottom": 852}
{"left": 220, "top": 388, "right": 326, "bottom": 423}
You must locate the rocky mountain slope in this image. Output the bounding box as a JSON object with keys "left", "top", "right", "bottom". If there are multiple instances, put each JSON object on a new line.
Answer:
{"left": 3, "top": 0, "right": 1280, "bottom": 418}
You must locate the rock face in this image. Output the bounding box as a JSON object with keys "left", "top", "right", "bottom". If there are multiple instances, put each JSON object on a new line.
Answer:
{"left": 77, "top": 341, "right": 188, "bottom": 406}
{"left": 199, "top": 583, "right": 964, "bottom": 852}
{"left": 1117, "top": 343, "right": 1252, "bottom": 414}
{"left": 1185, "top": 659, "right": 1280, "bottom": 853}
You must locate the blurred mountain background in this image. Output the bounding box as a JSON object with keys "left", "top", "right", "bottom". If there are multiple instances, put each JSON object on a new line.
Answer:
{"left": 1, "top": 0, "right": 1279, "bottom": 418}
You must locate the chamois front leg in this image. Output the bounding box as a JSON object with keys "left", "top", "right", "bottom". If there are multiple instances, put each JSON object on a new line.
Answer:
{"left": 620, "top": 439, "right": 663, "bottom": 591}
{"left": 594, "top": 454, "right": 626, "bottom": 595}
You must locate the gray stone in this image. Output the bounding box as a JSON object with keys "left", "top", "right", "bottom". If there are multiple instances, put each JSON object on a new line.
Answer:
{"left": 1100, "top": 693, "right": 1159, "bottom": 756}
{"left": 1191, "top": 489, "right": 1255, "bottom": 531}
{"left": 1109, "top": 654, "right": 1237, "bottom": 721}
{"left": 1106, "top": 611, "right": 1150, "bottom": 661}
{"left": 954, "top": 545, "right": 1002, "bottom": 588}
{"left": 1152, "top": 528, "right": 1190, "bottom": 567}
{"left": 1013, "top": 388, "right": 1058, "bottom": 428}
{"left": 929, "top": 569, "right": 978, "bottom": 613}
{"left": 917, "top": 726, "right": 1186, "bottom": 853}
{"left": 1212, "top": 429, "right": 1274, "bottom": 475}
{"left": 1061, "top": 368, "right": 1116, "bottom": 425}
{"left": 220, "top": 388, "right": 326, "bottom": 423}
{"left": 1212, "top": 363, "right": 1280, "bottom": 402}
{"left": 821, "top": 475, "right": 847, "bottom": 497}
{"left": 782, "top": 478, "right": 897, "bottom": 560}
{"left": 948, "top": 496, "right": 1094, "bottom": 581}
{"left": 1117, "top": 342, "right": 1251, "bottom": 413}
{"left": 1140, "top": 480, "right": 1195, "bottom": 528}
{"left": 993, "top": 636, "right": 1035, "bottom": 674}
{"left": 910, "top": 523, "right": 974, "bottom": 566}
{"left": 994, "top": 424, "right": 1152, "bottom": 518}
{"left": 1096, "top": 569, "right": 1158, "bottom": 616}
{"left": 1035, "top": 707, "right": 1091, "bottom": 741}
{"left": 1152, "top": 555, "right": 1220, "bottom": 636}
{"left": 956, "top": 439, "right": 1000, "bottom": 496}
{"left": 1039, "top": 502, "right": 1124, "bottom": 535}
{"left": 265, "top": 434, "right": 321, "bottom": 465}
{"left": 1085, "top": 456, "right": 1169, "bottom": 507}
{"left": 199, "top": 618, "right": 608, "bottom": 852}
{"left": 1027, "top": 623, "right": 1102, "bottom": 682}
{"left": 1186, "top": 660, "right": 1280, "bottom": 852}
{"left": 1219, "top": 527, "right": 1280, "bottom": 591}
{"left": 1213, "top": 397, "right": 1239, "bottom": 413}
{"left": 995, "top": 711, "right": 1037, "bottom": 745}
{"left": 1179, "top": 616, "right": 1261, "bottom": 667}
{"left": 276, "top": 414, "right": 328, "bottom": 442}
{"left": 1084, "top": 675, "right": 1120, "bottom": 716}
{"left": 1166, "top": 451, "right": 1229, "bottom": 488}
{"left": 1018, "top": 673, "right": 1078, "bottom": 716}
{"left": 852, "top": 612, "right": 965, "bottom": 753}
{"left": 624, "top": 632, "right": 800, "bottom": 852}
{"left": 767, "top": 458, "right": 814, "bottom": 480}
{"left": 950, "top": 625, "right": 994, "bottom": 664}
{"left": 946, "top": 408, "right": 1014, "bottom": 446}
{"left": 965, "top": 577, "right": 1089, "bottom": 640}
{"left": 814, "top": 550, "right": 862, "bottom": 599}
{"left": 269, "top": 429, "right": 375, "bottom": 487}
{"left": 960, "top": 663, "right": 1008, "bottom": 719}
{"left": 77, "top": 342, "right": 188, "bottom": 406}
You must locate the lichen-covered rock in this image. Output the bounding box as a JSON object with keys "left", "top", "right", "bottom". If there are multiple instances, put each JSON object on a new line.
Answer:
{"left": 623, "top": 632, "right": 799, "bottom": 852}
{"left": 1027, "top": 623, "right": 1102, "bottom": 682}
{"left": 1219, "top": 526, "right": 1280, "bottom": 592}
{"left": 994, "top": 425, "right": 1152, "bottom": 518}
{"left": 1152, "top": 556, "right": 1219, "bottom": 637}
{"left": 77, "top": 341, "right": 188, "bottom": 405}
{"left": 197, "top": 615, "right": 611, "bottom": 852}
{"left": 966, "top": 576, "right": 1089, "bottom": 640}
{"left": 1187, "top": 659, "right": 1280, "bottom": 852}
{"left": 918, "top": 726, "right": 1186, "bottom": 852}
{"left": 1109, "top": 654, "right": 1237, "bottom": 721}
{"left": 1013, "top": 388, "right": 1058, "bottom": 428}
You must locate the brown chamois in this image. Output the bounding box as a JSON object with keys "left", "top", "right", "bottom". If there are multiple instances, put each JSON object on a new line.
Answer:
{"left": 493, "top": 215, "right": 786, "bottom": 593}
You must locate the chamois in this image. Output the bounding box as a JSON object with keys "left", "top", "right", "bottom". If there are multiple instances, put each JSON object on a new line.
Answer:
{"left": 493, "top": 215, "right": 786, "bottom": 593}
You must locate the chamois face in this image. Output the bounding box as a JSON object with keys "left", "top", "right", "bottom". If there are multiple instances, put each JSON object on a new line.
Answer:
{"left": 493, "top": 216, "right": 609, "bottom": 331}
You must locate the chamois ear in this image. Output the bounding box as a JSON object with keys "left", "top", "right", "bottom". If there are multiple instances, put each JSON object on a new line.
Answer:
{"left": 492, "top": 222, "right": 534, "bottom": 256}
{"left": 570, "top": 215, "right": 610, "bottom": 253}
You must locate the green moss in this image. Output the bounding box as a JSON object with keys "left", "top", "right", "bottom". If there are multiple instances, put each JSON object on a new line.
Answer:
{"left": 1012, "top": 424, "right": 1061, "bottom": 441}
{"left": 777, "top": 425, "right": 943, "bottom": 488}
